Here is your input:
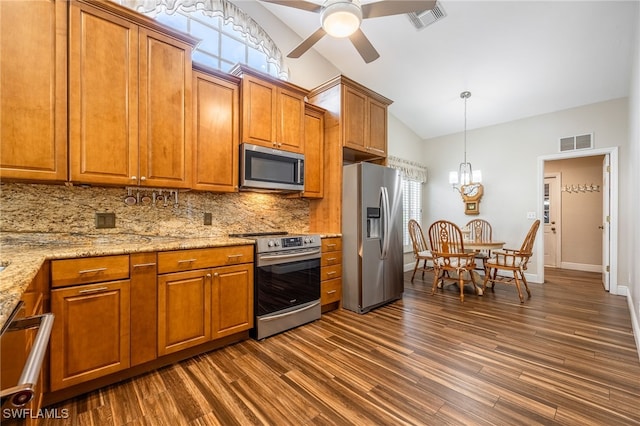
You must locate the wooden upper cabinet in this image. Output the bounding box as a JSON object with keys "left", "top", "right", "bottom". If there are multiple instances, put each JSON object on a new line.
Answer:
{"left": 0, "top": 0, "right": 67, "bottom": 182}
{"left": 192, "top": 67, "right": 240, "bottom": 192}
{"left": 68, "top": 0, "right": 196, "bottom": 188}
{"left": 341, "top": 81, "right": 390, "bottom": 158}
{"left": 302, "top": 104, "right": 325, "bottom": 199}
{"left": 232, "top": 65, "right": 307, "bottom": 154}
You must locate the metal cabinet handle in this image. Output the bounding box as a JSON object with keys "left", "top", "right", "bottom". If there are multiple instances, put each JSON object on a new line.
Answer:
{"left": 0, "top": 313, "right": 54, "bottom": 407}
{"left": 177, "top": 259, "right": 197, "bottom": 264}
{"left": 78, "top": 287, "right": 109, "bottom": 294}
{"left": 206, "top": 273, "right": 212, "bottom": 278}
{"left": 326, "top": 257, "right": 337, "bottom": 262}
{"left": 78, "top": 267, "right": 107, "bottom": 274}
{"left": 326, "top": 290, "right": 337, "bottom": 295}
{"left": 133, "top": 262, "right": 156, "bottom": 268}
{"left": 227, "top": 254, "right": 244, "bottom": 259}
{"left": 326, "top": 244, "right": 336, "bottom": 248}
{"left": 326, "top": 271, "right": 337, "bottom": 276}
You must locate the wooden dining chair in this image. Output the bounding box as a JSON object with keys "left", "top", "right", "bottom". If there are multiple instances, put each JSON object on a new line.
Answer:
{"left": 465, "top": 219, "right": 493, "bottom": 270}
{"left": 427, "top": 220, "right": 481, "bottom": 302}
{"left": 408, "top": 219, "right": 433, "bottom": 282}
{"left": 483, "top": 219, "right": 541, "bottom": 303}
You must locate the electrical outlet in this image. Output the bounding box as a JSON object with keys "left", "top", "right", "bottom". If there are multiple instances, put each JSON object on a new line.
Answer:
{"left": 204, "top": 212, "right": 212, "bottom": 225}
{"left": 526, "top": 212, "right": 536, "bottom": 219}
{"left": 96, "top": 212, "right": 116, "bottom": 229}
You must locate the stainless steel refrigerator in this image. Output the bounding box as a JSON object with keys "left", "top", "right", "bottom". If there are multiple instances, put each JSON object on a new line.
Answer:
{"left": 342, "top": 162, "right": 404, "bottom": 314}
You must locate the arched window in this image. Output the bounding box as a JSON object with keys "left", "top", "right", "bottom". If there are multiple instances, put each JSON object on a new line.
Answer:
{"left": 116, "top": 0, "right": 288, "bottom": 79}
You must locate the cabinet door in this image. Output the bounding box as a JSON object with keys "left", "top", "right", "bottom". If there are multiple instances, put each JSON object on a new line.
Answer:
{"left": 68, "top": 2, "right": 139, "bottom": 185}
{"left": 50, "top": 280, "right": 131, "bottom": 391}
{"left": 367, "top": 98, "right": 387, "bottom": 156}
{"left": 211, "top": 264, "right": 254, "bottom": 339}
{"left": 192, "top": 71, "right": 239, "bottom": 192}
{"left": 0, "top": 0, "right": 67, "bottom": 182}
{"left": 138, "top": 28, "right": 192, "bottom": 188}
{"left": 158, "top": 270, "right": 211, "bottom": 355}
{"left": 130, "top": 252, "right": 158, "bottom": 366}
{"left": 240, "top": 75, "right": 277, "bottom": 147}
{"left": 342, "top": 86, "right": 367, "bottom": 152}
{"left": 303, "top": 106, "right": 324, "bottom": 198}
{"left": 276, "top": 87, "right": 305, "bottom": 153}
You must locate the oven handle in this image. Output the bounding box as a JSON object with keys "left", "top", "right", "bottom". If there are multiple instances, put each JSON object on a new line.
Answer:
{"left": 0, "top": 312, "right": 54, "bottom": 407}
{"left": 259, "top": 249, "right": 321, "bottom": 261}
{"left": 260, "top": 301, "right": 320, "bottom": 321}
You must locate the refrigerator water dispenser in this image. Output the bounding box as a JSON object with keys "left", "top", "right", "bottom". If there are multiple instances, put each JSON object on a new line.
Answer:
{"left": 367, "top": 207, "right": 381, "bottom": 239}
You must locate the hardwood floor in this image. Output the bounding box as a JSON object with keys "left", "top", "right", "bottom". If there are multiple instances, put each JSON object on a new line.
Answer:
{"left": 41, "top": 268, "right": 640, "bottom": 425}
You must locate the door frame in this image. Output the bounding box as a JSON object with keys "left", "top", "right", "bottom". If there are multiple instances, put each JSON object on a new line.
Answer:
{"left": 543, "top": 173, "right": 562, "bottom": 268}
{"left": 536, "top": 146, "right": 618, "bottom": 295}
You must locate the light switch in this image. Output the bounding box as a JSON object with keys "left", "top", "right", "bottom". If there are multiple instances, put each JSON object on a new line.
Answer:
{"left": 526, "top": 212, "right": 536, "bottom": 219}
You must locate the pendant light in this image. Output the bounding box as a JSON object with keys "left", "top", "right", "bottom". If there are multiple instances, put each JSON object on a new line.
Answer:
{"left": 449, "top": 91, "right": 481, "bottom": 191}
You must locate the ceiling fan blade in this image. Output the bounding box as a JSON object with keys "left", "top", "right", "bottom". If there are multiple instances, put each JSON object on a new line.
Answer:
{"left": 259, "top": 0, "right": 323, "bottom": 13}
{"left": 361, "top": 0, "right": 436, "bottom": 19}
{"left": 349, "top": 29, "right": 380, "bottom": 63}
{"left": 288, "top": 28, "right": 327, "bottom": 58}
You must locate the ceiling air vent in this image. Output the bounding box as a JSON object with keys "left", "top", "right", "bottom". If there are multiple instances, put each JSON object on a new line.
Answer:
{"left": 559, "top": 133, "right": 593, "bottom": 152}
{"left": 407, "top": 1, "right": 446, "bottom": 30}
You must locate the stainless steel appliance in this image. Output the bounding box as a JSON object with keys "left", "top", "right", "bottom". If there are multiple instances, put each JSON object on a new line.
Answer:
{"left": 230, "top": 232, "right": 321, "bottom": 339}
{"left": 342, "top": 162, "right": 404, "bottom": 314}
{"left": 240, "top": 143, "right": 305, "bottom": 192}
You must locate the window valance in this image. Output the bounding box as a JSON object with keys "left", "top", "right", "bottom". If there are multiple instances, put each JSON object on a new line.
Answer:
{"left": 388, "top": 156, "right": 428, "bottom": 183}
{"left": 114, "top": 0, "right": 289, "bottom": 79}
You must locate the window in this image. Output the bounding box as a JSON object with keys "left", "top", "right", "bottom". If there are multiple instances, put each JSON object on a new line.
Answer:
{"left": 116, "top": 0, "right": 288, "bottom": 79}
{"left": 402, "top": 178, "right": 423, "bottom": 250}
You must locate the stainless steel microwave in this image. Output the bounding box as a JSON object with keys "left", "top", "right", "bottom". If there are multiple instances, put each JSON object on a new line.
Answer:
{"left": 240, "top": 143, "right": 305, "bottom": 192}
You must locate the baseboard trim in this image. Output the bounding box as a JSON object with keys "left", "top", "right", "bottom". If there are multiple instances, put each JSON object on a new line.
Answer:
{"left": 626, "top": 288, "right": 640, "bottom": 362}
{"left": 559, "top": 262, "right": 602, "bottom": 273}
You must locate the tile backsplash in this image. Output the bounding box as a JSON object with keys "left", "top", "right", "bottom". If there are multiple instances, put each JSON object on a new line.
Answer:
{"left": 0, "top": 183, "right": 310, "bottom": 237}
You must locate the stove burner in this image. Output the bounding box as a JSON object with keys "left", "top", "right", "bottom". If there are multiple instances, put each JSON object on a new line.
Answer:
{"left": 228, "top": 231, "right": 288, "bottom": 238}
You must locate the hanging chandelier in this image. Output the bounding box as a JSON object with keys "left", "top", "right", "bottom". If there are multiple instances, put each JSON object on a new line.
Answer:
{"left": 449, "top": 91, "right": 482, "bottom": 192}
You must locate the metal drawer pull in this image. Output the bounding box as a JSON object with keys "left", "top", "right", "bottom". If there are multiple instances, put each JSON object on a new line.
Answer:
{"left": 0, "top": 312, "right": 54, "bottom": 407}
{"left": 78, "top": 267, "right": 107, "bottom": 274}
{"left": 177, "top": 258, "right": 197, "bottom": 264}
{"left": 78, "top": 287, "right": 109, "bottom": 294}
{"left": 326, "top": 271, "right": 337, "bottom": 276}
{"left": 133, "top": 262, "right": 156, "bottom": 268}
{"left": 326, "top": 257, "right": 337, "bottom": 262}
{"left": 326, "top": 244, "right": 336, "bottom": 248}
{"left": 327, "top": 290, "right": 337, "bottom": 295}
{"left": 227, "top": 254, "right": 244, "bottom": 259}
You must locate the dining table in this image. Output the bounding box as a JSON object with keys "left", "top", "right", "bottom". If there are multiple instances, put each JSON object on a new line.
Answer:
{"left": 464, "top": 240, "right": 506, "bottom": 251}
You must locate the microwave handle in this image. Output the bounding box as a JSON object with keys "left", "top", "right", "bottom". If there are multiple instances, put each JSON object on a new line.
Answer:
{"left": 297, "top": 159, "right": 304, "bottom": 184}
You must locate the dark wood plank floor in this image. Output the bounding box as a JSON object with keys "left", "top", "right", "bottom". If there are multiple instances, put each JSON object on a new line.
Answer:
{"left": 41, "top": 268, "right": 640, "bottom": 425}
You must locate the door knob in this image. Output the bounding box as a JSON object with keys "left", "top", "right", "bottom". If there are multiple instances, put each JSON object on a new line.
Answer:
{"left": 551, "top": 227, "right": 556, "bottom": 232}
{"left": 598, "top": 225, "right": 604, "bottom": 229}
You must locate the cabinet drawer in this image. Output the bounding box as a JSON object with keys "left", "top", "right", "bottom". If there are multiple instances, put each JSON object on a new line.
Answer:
{"left": 321, "top": 264, "right": 342, "bottom": 281}
{"left": 321, "top": 252, "right": 341, "bottom": 267}
{"left": 51, "top": 255, "right": 130, "bottom": 288}
{"left": 321, "top": 278, "right": 342, "bottom": 305}
{"left": 158, "top": 245, "right": 254, "bottom": 274}
{"left": 322, "top": 237, "right": 342, "bottom": 253}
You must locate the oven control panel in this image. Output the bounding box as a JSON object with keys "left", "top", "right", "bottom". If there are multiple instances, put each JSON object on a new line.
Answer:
{"left": 256, "top": 234, "right": 321, "bottom": 253}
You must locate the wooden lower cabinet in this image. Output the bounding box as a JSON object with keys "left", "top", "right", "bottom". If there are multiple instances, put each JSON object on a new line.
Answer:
{"left": 130, "top": 252, "right": 158, "bottom": 366}
{"left": 211, "top": 264, "right": 253, "bottom": 339}
{"left": 157, "top": 269, "right": 212, "bottom": 356}
{"left": 50, "top": 280, "right": 130, "bottom": 391}
{"left": 321, "top": 237, "right": 342, "bottom": 312}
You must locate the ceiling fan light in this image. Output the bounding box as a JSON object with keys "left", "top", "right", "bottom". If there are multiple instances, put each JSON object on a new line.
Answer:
{"left": 321, "top": 0, "right": 362, "bottom": 38}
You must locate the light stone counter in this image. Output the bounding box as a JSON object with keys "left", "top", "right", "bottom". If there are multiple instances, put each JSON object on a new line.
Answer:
{"left": 0, "top": 232, "right": 255, "bottom": 330}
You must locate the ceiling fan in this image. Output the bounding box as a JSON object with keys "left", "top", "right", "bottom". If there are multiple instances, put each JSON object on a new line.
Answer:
{"left": 259, "top": 0, "right": 436, "bottom": 63}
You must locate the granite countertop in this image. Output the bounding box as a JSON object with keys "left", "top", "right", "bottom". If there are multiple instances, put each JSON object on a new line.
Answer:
{"left": 0, "top": 232, "right": 256, "bottom": 331}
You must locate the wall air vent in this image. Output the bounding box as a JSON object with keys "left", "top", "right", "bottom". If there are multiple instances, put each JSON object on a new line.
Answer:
{"left": 559, "top": 133, "right": 593, "bottom": 152}
{"left": 407, "top": 1, "right": 446, "bottom": 30}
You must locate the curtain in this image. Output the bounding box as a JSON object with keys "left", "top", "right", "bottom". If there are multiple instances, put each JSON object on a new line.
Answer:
{"left": 115, "top": 0, "right": 289, "bottom": 79}
{"left": 388, "top": 156, "right": 428, "bottom": 183}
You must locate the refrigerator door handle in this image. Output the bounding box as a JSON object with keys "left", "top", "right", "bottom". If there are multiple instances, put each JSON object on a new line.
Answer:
{"left": 381, "top": 186, "right": 391, "bottom": 259}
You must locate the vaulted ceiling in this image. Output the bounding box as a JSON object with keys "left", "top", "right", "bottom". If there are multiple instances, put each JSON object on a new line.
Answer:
{"left": 238, "top": 0, "right": 638, "bottom": 140}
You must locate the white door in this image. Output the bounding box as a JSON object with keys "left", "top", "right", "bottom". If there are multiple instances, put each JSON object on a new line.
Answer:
{"left": 543, "top": 174, "right": 560, "bottom": 267}
{"left": 602, "top": 155, "right": 610, "bottom": 290}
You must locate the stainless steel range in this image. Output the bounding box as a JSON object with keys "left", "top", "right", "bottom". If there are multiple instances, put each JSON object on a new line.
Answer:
{"left": 230, "top": 232, "right": 321, "bottom": 339}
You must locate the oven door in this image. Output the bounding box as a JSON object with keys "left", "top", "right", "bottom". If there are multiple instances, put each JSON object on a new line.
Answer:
{"left": 255, "top": 250, "right": 320, "bottom": 317}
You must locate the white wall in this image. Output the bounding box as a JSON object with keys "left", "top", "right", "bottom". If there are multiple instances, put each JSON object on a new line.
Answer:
{"left": 627, "top": 3, "right": 640, "bottom": 357}
{"left": 421, "top": 98, "right": 629, "bottom": 285}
